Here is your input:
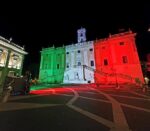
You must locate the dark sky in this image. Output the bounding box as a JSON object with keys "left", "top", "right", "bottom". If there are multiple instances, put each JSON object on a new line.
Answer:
{"left": 0, "top": 1, "right": 150, "bottom": 70}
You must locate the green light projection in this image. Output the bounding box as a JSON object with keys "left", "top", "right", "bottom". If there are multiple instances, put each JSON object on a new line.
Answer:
{"left": 39, "top": 47, "right": 65, "bottom": 83}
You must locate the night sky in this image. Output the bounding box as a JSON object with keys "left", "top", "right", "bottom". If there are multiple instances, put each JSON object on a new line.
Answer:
{"left": 0, "top": 2, "right": 150, "bottom": 75}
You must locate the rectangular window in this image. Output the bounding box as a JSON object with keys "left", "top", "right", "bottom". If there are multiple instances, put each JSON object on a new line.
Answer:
{"left": 120, "top": 42, "right": 124, "bottom": 45}
{"left": 57, "top": 64, "right": 59, "bottom": 69}
{"left": 45, "top": 64, "right": 48, "bottom": 69}
{"left": 90, "top": 60, "right": 94, "bottom": 66}
{"left": 104, "top": 59, "right": 108, "bottom": 66}
{"left": 45, "top": 54, "right": 48, "bottom": 62}
{"left": 78, "top": 62, "right": 81, "bottom": 66}
{"left": 89, "top": 48, "right": 93, "bottom": 51}
{"left": 122, "top": 56, "right": 128, "bottom": 63}
{"left": 66, "top": 63, "right": 69, "bottom": 68}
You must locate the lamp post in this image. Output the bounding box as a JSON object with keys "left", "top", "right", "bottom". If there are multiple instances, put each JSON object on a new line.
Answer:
{"left": 112, "top": 67, "right": 119, "bottom": 89}
{"left": 83, "top": 65, "right": 86, "bottom": 81}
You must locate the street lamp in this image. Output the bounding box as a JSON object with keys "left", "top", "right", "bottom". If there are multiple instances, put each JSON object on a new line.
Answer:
{"left": 112, "top": 68, "right": 119, "bottom": 89}
{"left": 83, "top": 65, "right": 86, "bottom": 81}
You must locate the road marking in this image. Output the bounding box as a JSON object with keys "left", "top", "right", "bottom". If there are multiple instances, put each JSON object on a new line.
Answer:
{"left": 66, "top": 88, "right": 115, "bottom": 129}
{"left": 121, "top": 103, "right": 150, "bottom": 113}
{"left": 109, "top": 94, "right": 150, "bottom": 101}
{"left": 79, "top": 96, "right": 111, "bottom": 103}
{"left": 66, "top": 88, "right": 79, "bottom": 105}
{"left": 52, "top": 92, "right": 110, "bottom": 103}
{"left": 0, "top": 102, "right": 63, "bottom": 112}
{"left": 54, "top": 93, "right": 74, "bottom": 97}
{"left": 129, "top": 90, "right": 150, "bottom": 99}
{"left": 68, "top": 104, "right": 115, "bottom": 129}
{"left": 89, "top": 87, "right": 131, "bottom": 131}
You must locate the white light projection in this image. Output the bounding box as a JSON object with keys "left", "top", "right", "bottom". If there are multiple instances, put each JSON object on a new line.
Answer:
{"left": 63, "top": 41, "right": 95, "bottom": 83}
{"left": 77, "top": 27, "right": 86, "bottom": 43}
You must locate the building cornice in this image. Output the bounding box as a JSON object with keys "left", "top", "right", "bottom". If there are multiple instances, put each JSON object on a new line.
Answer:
{"left": 0, "top": 37, "right": 28, "bottom": 55}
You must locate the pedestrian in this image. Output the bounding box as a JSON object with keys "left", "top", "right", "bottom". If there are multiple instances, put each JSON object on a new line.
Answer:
{"left": 143, "top": 76, "right": 149, "bottom": 93}
{"left": 24, "top": 71, "right": 31, "bottom": 94}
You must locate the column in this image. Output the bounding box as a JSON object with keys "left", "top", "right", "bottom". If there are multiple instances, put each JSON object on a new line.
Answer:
{"left": 19, "top": 55, "right": 24, "bottom": 76}
{"left": 0, "top": 49, "right": 11, "bottom": 94}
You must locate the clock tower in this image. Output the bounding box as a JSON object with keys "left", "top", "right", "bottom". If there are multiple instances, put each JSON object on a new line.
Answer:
{"left": 77, "top": 27, "right": 86, "bottom": 43}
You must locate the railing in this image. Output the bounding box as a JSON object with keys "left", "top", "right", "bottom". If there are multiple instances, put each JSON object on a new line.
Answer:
{"left": 83, "top": 65, "right": 108, "bottom": 76}
{"left": 83, "top": 65, "right": 133, "bottom": 81}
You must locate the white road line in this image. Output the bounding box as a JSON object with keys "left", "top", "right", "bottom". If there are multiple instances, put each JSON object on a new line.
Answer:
{"left": 54, "top": 93, "right": 74, "bottom": 97}
{"left": 89, "top": 87, "right": 131, "bottom": 131}
{"left": 66, "top": 88, "right": 79, "bottom": 105}
{"left": 66, "top": 88, "right": 116, "bottom": 130}
{"left": 129, "top": 90, "right": 150, "bottom": 99}
{"left": 54, "top": 92, "right": 110, "bottom": 103}
{"left": 68, "top": 104, "right": 115, "bottom": 129}
{"left": 79, "top": 96, "right": 111, "bottom": 103}
{"left": 121, "top": 103, "right": 150, "bottom": 113}
{"left": 109, "top": 94, "right": 150, "bottom": 101}
{"left": 0, "top": 103, "right": 63, "bottom": 112}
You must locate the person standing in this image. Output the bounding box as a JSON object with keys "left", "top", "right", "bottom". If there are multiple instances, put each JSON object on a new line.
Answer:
{"left": 24, "top": 71, "right": 31, "bottom": 94}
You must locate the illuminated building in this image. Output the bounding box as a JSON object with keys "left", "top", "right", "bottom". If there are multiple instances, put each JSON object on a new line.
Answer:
{"left": 94, "top": 30, "right": 144, "bottom": 84}
{"left": 39, "top": 28, "right": 144, "bottom": 85}
{"left": 39, "top": 47, "right": 65, "bottom": 83}
{"left": 63, "top": 41, "right": 95, "bottom": 83}
{"left": 0, "top": 36, "right": 27, "bottom": 93}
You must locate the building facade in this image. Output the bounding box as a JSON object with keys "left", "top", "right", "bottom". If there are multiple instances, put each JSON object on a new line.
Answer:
{"left": 94, "top": 31, "right": 144, "bottom": 84}
{"left": 63, "top": 41, "right": 95, "bottom": 83}
{"left": 39, "top": 47, "right": 65, "bottom": 83}
{"left": 0, "top": 36, "right": 27, "bottom": 93}
{"left": 39, "top": 28, "right": 144, "bottom": 85}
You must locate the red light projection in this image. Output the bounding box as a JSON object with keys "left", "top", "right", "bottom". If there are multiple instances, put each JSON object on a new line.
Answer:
{"left": 94, "top": 30, "right": 144, "bottom": 85}
{"left": 30, "top": 87, "right": 74, "bottom": 95}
